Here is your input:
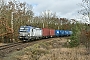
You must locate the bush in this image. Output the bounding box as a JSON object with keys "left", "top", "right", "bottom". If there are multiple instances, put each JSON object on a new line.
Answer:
{"left": 69, "top": 36, "right": 79, "bottom": 47}
{"left": 69, "top": 23, "right": 80, "bottom": 47}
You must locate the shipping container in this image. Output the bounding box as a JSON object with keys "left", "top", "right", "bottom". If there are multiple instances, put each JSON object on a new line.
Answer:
{"left": 55, "top": 30, "right": 60, "bottom": 37}
{"left": 69, "top": 31, "right": 73, "bottom": 36}
{"left": 42, "top": 28, "right": 50, "bottom": 38}
{"left": 64, "top": 30, "right": 69, "bottom": 36}
{"left": 50, "top": 29, "right": 55, "bottom": 37}
{"left": 59, "top": 30, "right": 64, "bottom": 36}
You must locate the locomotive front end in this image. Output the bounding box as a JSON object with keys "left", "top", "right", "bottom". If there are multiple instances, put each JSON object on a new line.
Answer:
{"left": 19, "top": 26, "right": 31, "bottom": 41}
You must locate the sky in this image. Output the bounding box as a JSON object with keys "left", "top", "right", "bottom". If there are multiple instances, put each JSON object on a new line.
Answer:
{"left": 6, "top": 0, "right": 83, "bottom": 20}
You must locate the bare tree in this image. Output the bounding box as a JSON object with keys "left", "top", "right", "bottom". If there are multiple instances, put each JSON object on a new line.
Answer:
{"left": 40, "top": 10, "right": 58, "bottom": 28}
{"left": 78, "top": 0, "right": 90, "bottom": 54}
{"left": 79, "top": 0, "right": 90, "bottom": 23}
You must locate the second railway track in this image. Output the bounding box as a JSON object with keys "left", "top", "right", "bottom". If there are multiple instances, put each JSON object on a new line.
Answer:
{"left": 0, "top": 42, "right": 22, "bottom": 50}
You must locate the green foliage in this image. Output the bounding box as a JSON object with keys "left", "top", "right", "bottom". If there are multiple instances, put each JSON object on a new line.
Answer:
{"left": 69, "top": 36, "right": 79, "bottom": 47}
{"left": 69, "top": 23, "right": 80, "bottom": 47}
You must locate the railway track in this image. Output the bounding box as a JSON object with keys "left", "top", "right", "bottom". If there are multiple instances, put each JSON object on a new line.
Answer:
{"left": 0, "top": 42, "right": 24, "bottom": 57}
{"left": 0, "top": 42, "right": 22, "bottom": 50}
{"left": 0, "top": 37, "right": 70, "bottom": 58}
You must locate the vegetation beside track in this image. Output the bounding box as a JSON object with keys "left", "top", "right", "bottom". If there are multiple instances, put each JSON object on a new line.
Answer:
{"left": 2, "top": 38, "right": 90, "bottom": 60}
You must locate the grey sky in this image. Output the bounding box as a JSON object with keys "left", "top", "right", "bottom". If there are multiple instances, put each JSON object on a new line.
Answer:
{"left": 7, "top": 0, "right": 82, "bottom": 19}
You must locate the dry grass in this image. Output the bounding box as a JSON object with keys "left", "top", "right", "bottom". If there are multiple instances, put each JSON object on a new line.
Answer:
{"left": 2, "top": 38, "right": 90, "bottom": 60}
{"left": 39, "top": 47, "right": 90, "bottom": 60}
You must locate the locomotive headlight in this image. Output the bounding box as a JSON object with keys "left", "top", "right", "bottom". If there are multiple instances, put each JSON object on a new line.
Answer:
{"left": 28, "top": 35, "right": 30, "bottom": 36}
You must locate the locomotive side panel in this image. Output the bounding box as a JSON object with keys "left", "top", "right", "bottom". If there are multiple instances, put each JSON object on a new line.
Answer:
{"left": 34, "top": 28, "right": 42, "bottom": 39}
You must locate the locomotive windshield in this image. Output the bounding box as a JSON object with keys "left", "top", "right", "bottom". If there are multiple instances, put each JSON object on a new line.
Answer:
{"left": 19, "top": 26, "right": 30, "bottom": 32}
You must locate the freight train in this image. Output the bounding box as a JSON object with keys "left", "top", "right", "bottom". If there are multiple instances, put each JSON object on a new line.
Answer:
{"left": 18, "top": 25, "right": 72, "bottom": 42}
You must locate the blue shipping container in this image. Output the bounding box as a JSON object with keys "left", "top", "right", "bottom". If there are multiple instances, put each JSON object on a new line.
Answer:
{"left": 69, "top": 31, "right": 73, "bottom": 36}
{"left": 55, "top": 30, "right": 60, "bottom": 36}
{"left": 64, "top": 30, "right": 69, "bottom": 36}
{"left": 59, "top": 30, "right": 64, "bottom": 36}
